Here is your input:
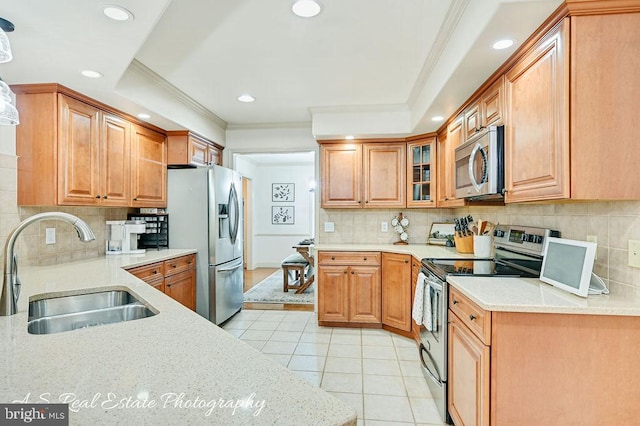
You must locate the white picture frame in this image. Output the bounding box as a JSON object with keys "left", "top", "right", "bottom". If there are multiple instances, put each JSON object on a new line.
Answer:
{"left": 272, "top": 183, "right": 295, "bottom": 202}
{"left": 272, "top": 206, "right": 294, "bottom": 225}
{"left": 539, "top": 237, "right": 597, "bottom": 298}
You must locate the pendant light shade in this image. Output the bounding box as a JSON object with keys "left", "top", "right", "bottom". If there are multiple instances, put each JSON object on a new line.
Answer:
{"left": 0, "top": 18, "right": 14, "bottom": 64}
{"left": 0, "top": 80, "right": 19, "bottom": 125}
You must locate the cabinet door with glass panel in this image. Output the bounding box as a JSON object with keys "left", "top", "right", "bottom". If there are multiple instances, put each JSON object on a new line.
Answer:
{"left": 406, "top": 136, "right": 437, "bottom": 208}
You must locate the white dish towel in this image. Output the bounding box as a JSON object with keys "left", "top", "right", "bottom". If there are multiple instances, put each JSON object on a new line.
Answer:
{"left": 412, "top": 272, "right": 433, "bottom": 331}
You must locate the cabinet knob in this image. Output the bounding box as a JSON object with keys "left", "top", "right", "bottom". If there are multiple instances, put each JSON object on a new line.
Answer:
{"left": 357, "top": 201, "right": 361, "bottom": 204}
{"left": 444, "top": 197, "right": 449, "bottom": 201}
{"left": 95, "top": 195, "right": 101, "bottom": 199}
{"left": 469, "top": 314, "right": 476, "bottom": 321}
{"left": 103, "top": 195, "right": 108, "bottom": 199}
{"left": 452, "top": 299, "right": 458, "bottom": 305}
{"left": 153, "top": 270, "right": 158, "bottom": 274}
{"left": 363, "top": 257, "right": 367, "bottom": 261}
{"left": 331, "top": 256, "right": 335, "bottom": 260}
{"left": 133, "top": 197, "right": 138, "bottom": 201}
{"left": 167, "top": 283, "right": 172, "bottom": 288}
{"left": 343, "top": 270, "right": 347, "bottom": 274}
{"left": 351, "top": 271, "right": 354, "bottom": 274}
{"left": 405, "top": 260, "right": 409, "bottom": 264}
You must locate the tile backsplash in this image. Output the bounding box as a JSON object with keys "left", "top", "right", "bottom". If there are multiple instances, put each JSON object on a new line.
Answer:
{"left": 319, "top": 201, "right": 640, "bottom": 289}
{"left": 0, "top": 153, "right": 131, "bottom": 267}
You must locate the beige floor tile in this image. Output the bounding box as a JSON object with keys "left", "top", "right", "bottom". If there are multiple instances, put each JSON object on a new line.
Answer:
{"left": 361, "top": 329, "right": 392, "bottom": 337}
{"left": 303, "top": 323, "right": 333, "bottom": 334}
{"left": 224, "top": 328, "right": 245, "bottom": 338}
{"left": 328, "top": 344, "right": 362, "bottom": 359}
{"left": 332, "top": 328, "right": 362, "bottom": 335}
{"left": 288, "top": 355, "right": 326, "bottom": 372}
{"left": 410, "top": 397, "right": 443, "bottom": 424}
{"left": 294, "top": 342, "right": 329, "bottom": 356}
{"left": 362, "top": 334, "right": 394, "bottom": 347}
{"left": 276, "top": 321, "right": 307, "bottom": 332}
{"left": 222, "top": 319, "right": 254, "bottom": 329}
{"left": 399, "top": 360, "right": 424, "bottom": 377}
{"left": 261, "top": 341, "right": 297, "bottom": 355}
{"left": 324, "top": 357, "right": 362, "bottom": 374}
{"left": 259, "top": 312, "right": 287, "bottom": 321}
{"left": 242, "top": 340, "right": 266, "bottom": 351}
{"left": 363, "top": 374, "right": 406, "bottom": 396}
{"left": 403, "top": 376, "right": 432, "bottom": 398}
{"left": 264, "top": 353, "right": 291, "bottom": 366}
{"left": 364, "top": 394, "right": 414, "bottom": 423}
{"left": 270, "top": 330, "right": 302, "bottom": 342}
{"left": 292, "top": 370, "right": 322, "bottom": 387}
{"left": 362, "top": 345, "right": 396, "bottom": 360}
{"left": 248, "top": 321, "right": 279, "bottom": 331}
{"left": 362, "top": 359, "right": 402, "bottom": 376}
{"left": 284, "top": 311, "right": 313, "bottom": 320}
{"left": 233, "top": 310, "right": 264, "bottom": 320}
{"left": 299, "top": 332, "right": 332, "bottom": 344}
{"left": 239, "top": 329, "right": 274, "bottom": 341}
{"left": 365, "top": 421, "right": 414, "bottom": 426}
{"left": 393, "top": 335, "right": 417, "bottom": 347}
{"left": 327, "top": 391, "right": 363, "bottom": 420}
{"left": 331, "top": 333, "right": 362, "bottom": 345}
{"left": 321, "top": 372, "right": 363, "bottom": 394}
{"left": 396, "top": 345, "right": 418, "bottom": 361}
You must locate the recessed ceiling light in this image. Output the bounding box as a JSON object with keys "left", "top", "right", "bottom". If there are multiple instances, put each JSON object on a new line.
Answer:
{"left": 137, "top": 113, "right": 150, "bottom": 120}
{"left": 237, "top": 94, "right": 255, "bottom": 103}
{"left": 345, "top": 135, "right": 355, "bottom": 140}
{"left": 431, "top": 116, "right": 444, "bottom": 122}
{"left": 102, "top": 5, "right": 134, "bottom": 22}
{"left": 81, "top": 70, "right": 103, "bottom": 78}
{"left": 292, "top": 0, "right": 322, "bottom": 18}
{"left": 492, "top": 39, "right": 514, "bottom": 50}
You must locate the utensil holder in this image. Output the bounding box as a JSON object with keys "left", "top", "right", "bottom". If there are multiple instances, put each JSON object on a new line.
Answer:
{"left": 454, "top": 233, "right": 474, "bottom": 253}
{"left": 473, "top": 235, "right": 493, "bottom": 258}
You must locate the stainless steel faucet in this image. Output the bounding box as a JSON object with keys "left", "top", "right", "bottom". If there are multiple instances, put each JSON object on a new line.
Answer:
{"left": 0, "top": 212, "right": 96, "bottom": 316}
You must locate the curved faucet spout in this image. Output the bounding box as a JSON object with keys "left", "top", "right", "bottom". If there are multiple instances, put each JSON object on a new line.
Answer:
{"left": 0, "top": 212, "right": 96, "bottom": 316}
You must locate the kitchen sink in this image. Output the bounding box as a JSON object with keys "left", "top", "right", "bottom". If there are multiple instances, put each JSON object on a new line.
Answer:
{"left": 27, "top": 289, "right": 157, "bottom": 335}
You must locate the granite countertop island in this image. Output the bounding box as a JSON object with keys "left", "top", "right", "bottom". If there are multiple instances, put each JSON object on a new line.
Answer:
{"left": 0, "top": 250, "right": 356, "bottom": 425}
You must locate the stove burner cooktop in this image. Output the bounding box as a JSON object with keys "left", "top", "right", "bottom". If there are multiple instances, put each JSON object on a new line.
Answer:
{"left": 421, "top": 258, "right": 541, "bottom": 278}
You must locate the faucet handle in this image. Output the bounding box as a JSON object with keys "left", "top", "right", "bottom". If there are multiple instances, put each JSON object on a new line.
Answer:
{"left": 12, "top": 253, "right": 21, "bottom": 302}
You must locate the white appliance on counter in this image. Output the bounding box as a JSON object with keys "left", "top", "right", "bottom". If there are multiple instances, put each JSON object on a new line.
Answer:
{"left": 167, "top": 166, "right": 244, "bottom": 325}
{"left": 105, "top": 220, "right": 146, "bottom": 254}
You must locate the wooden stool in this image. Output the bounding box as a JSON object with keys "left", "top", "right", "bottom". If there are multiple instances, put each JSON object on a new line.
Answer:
{"left": 281, "top": 253, "right": 312, "bottom": 293}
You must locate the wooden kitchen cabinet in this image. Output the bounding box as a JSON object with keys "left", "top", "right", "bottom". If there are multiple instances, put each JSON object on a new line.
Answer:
{"left": 167, "top": 130, "right": 223, "bottom": 167}
{"left": 504, "top": 19, "right": 570, "bottom": 203}
{"left": 381, "top": 252, "right": 412, "bottom": 333}
{"left": 131, "top": 124, "right": 167, "bottom": 208}
{"left": 447, "top": 284, "right": 640, "bottom": 425}
{"left": 13, "top": 84, "right": 166, "bottom": 207}
{"left": 464, "top": 76, "right": 505, "bottom": 140}
{"left": 317, "top": 251, "right": 381, "bottom": 326}
{"left": 406, "top": 136, "right": 437, "bottom": 208}
{"left": 126, "top": 254, "right": 196, "bottom": 310}
{"left": 436, "top": 117, "right": 466, "bottom": 208}
{"left": 319, "top": 141, "right": 406, "bottom": 208}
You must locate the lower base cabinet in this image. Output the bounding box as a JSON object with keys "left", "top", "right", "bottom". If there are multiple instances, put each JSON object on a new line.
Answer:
{"left": 448, "top": 286, "right": 640, "bottom": 425}
{"left": 317, "top": 251, "right": 381, "bottom": 326}
{"left": 127, "top": 254, "right": 196, "bottom": 311}
{"left": 381, "top": 252, "right": 412, "bottom": 332}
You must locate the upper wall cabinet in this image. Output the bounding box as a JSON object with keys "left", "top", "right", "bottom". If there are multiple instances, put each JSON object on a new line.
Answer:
{"left": 406, "top": 136, "right": 437, "bottom": 208}
{"left": 465, "top": 76, "right": 505, "bottom": 140}
{"left": 167, "top": 130, "right": 223, "bottom": 167}
{"left": 131, "top": 124, "right": 167, "bottom": 208}
{"left": 437, "top": 116, "right": 466, "bottom": 208}
{"left": 13, "top": 84, "right": 167, "bottom": 207}
{"left": 320, "top": 141, "right": 406, "bottom": 208}
{"left": 505, "top": 19, "right": 570, "bottom": 203}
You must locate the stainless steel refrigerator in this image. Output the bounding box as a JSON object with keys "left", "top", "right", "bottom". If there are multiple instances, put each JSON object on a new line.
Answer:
{"left": 167, "top": 166, "right": 243, "bottom": 325}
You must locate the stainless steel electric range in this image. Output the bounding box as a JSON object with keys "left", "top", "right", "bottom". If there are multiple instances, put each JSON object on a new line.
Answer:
{"left": 417, "top": 225, "right": 560, "bottom": 424}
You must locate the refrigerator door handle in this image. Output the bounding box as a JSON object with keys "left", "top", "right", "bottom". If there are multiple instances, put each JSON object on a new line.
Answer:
{"left": 228, "top": 182, "right": 239, "bottom": 245}
{"left": 215, "top": 258, "right": 243, "bottom": 273}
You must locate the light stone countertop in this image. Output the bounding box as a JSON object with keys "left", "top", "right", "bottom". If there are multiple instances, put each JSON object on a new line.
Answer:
{"left": 447, "top": 276, "right": 640, "bottom": 316}
{"left": 313, "top": 243, "right": 640, "bottom": 317}
{"left": 0, "top": 249, "right": 356, "bottom": 426}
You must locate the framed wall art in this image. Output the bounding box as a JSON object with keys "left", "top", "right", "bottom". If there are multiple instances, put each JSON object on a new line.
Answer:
{"left": 272, "top": 206, "right": 295, "bottom": 225}
{"left": 272, "top": 183, "right": 295, "bottom": 202}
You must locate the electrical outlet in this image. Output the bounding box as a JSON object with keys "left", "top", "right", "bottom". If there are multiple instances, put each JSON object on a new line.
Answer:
{"left": 324, "top": 222, "right": 335, "bottom": 233}
{"left": 586, "top": 235, "right": 597, "bottom": 260}
{"left": 381, "top": 222, "right": 388, "bottom": 232}
{"left": 629, "top": 240, "right": 640, "bottom": 268}
{"left": 45, "top": 227, "right": 56, "bottom": 245}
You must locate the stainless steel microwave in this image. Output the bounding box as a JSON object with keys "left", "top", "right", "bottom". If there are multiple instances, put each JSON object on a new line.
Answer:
{"left": 454, "top": 125, "right": 505, "bottom": 200}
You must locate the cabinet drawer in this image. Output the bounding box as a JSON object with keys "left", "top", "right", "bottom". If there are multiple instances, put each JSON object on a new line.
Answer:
{"left": 318, "top": 251, "right": 381, "bottom": 265}
{"left": 127, "top": 261, "right": 164, "bottom": 283}
{"left": 449, "top": 287, "right": 491, "bottom": 344}
{"left": 164, "top": 254, "right": 196, "bottom": 277}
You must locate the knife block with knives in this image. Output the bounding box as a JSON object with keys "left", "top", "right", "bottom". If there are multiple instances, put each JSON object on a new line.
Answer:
{"left": 454, "top": 233, "right": 474, "bottom": 253}
{"left": 454, "top": 215, "right": 481, "bottom": 254}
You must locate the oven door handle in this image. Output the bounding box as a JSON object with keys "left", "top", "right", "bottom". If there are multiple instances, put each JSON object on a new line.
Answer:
{"left": 419, "top": 344, "right": 443, "bottom": 387}
{"left": 426, "top": 278, "right": 443, "bottom": 292}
